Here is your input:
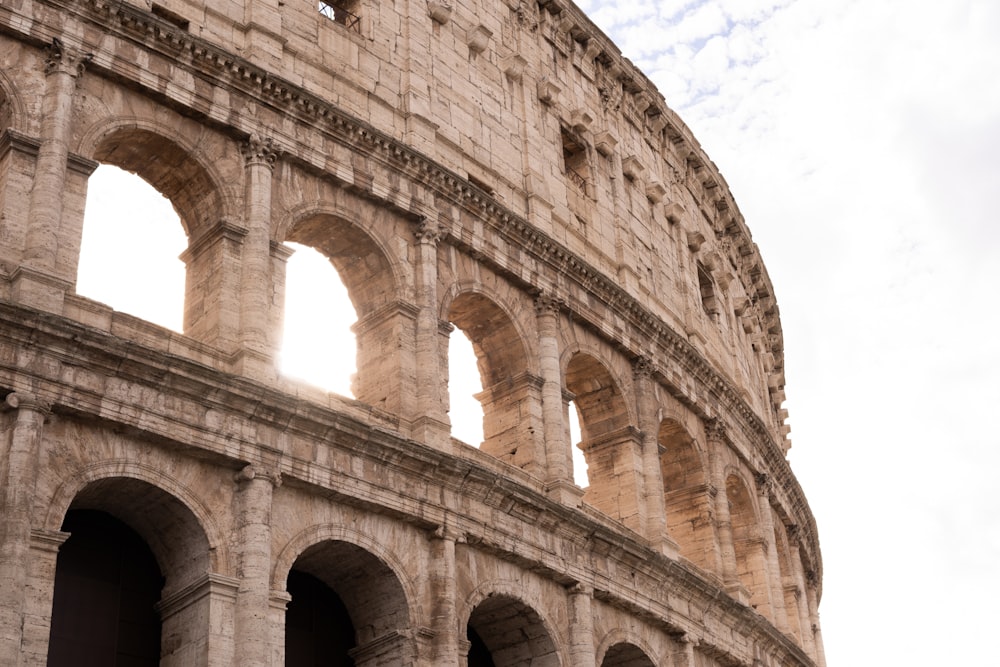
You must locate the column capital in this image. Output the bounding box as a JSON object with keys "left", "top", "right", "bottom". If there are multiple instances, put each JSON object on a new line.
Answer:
{"left": 235, "top": 463, "right": 282, "bottom": 488}
{"left": 566, "top": 582, "right": 593, "bottom": 597}
{"left": 414, "top": 217, "right": 441, "bottom": 244}
{"left": 44, "top": 37, "right": 91, "bottom": 78}
{"left": 533, "top": 292, "right": 563, "bottom": 316}
{"left": 3, "top": 392, "right": 51, "bottom": 415}
{"left": 632, "top": 355, "right": 655, "bottom": 380}
{"left": 755, "top": 472, "right": 773, "bottom": 498}
{"left": 705, "top": 417, "right": 727, "bottom": 444}
{"left": 241, "top": 134, "right": 279, "bottom": 169}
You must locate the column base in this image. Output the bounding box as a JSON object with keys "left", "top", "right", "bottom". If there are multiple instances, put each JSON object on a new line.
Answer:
{"left": 544, "top": 478, "right": 584, "bottom": 507}
{"left": 10, "top": 265, "right": 70, "bottom": 315}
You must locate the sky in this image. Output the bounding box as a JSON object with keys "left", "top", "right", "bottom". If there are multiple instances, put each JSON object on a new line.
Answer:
{"left": 75, "top": 1, "right": 1000, "bottom": 664}
{"left": 573, "top": 0, "right": 1000, "bottom": 663}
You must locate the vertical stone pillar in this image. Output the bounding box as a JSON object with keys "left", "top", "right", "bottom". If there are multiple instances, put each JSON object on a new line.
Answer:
{"left": 20, "top": 529, "right": 70, "bottom": 666}
{"left": 535, "top": 295, "right": 580, "bottom": 505}
{"left": 805, "top": 572, "right": 827, "bottom": 667}
{"left": 787, "top": 528, "right": 816, "bottom": 659}
{"left": 672, "top": 634, "right": 696, "bottom": 667}
{"left": 429, "top": 526, "right": 458, "bottom": 666}
{"left": 15, "top": 38, "right": 89, "bottom": 312}
{"left": 411, "top": 219, "right": 450, "bottom": 449}
{"left": 235, "top": 136, "right": 279, "bottom": 379}
{"left": 233, "top": 463, "right": 281, "bottom": 667}
{"left": 755, "top": 474, "right": 789, "bottom": 631}
{"left": 566, "top": 584, "right": 596, "bottom": 667}
{"left": 632, "top": 357, "right": 677, "bottom": 556}
{"left": 705, "top": 419, "right": 740, "bottom": 591}
{"left": 0, "top": 392, "right": 49, "bottom": 665}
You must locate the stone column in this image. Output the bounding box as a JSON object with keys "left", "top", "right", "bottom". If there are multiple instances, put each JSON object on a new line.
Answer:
{"left": 0, "top": 392, "right": 49, "bottom": 665}
{"left": 755, "top": 474, "right": 789, "bottom": 632}
{"left": 535, "top": 295, "right": 579, "bottom": 505}
{"left": 672, "top": 634, "right": 696, "bottom": 667}
{"left": 787, "top": 528, "right": 816, "bottom": 659}
{"left": 705, "top": 419, "right": 740, "bottom": 591}
{"left": 429, "top": 526, "right": 458, "bottom": 665}
{"left": 805, "top": 572, "right": 827, "bottom": 667}
{"left": 20, "top": 529, "right": 70, "bottom": 666}
{"left": 235, "top": 136, "right": 279, "bottom": 379}
{"left": 411, "top": 219, "right": 450, "bottom": 449}
{"left": 633, "top": 357, "right": 677, "bottom": 556}
{"left": 566, "top": 584, "right": 596, "bottom": 667}
{"left": 232, "top": 463, "right": 281, "bottom": 667}
{"left": 16, "top": 38, "right": 89, "bottom": 312}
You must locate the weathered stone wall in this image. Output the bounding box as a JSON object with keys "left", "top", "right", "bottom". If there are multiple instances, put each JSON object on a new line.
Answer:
{"left": 0, "top": 0, "right": 824, "bottom": 665}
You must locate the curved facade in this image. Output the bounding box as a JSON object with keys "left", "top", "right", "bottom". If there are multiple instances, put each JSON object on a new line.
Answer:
{"left": 0, "top": 1, "right": 825, "bottom": 665}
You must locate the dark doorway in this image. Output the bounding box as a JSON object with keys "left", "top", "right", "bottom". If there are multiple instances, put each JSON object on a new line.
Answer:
{"left": 467, "top": 625, "right": 497, "bottom": 667}
{"left": 285, "top": 569, "right": 357, "bottom": 666}
{"left": 48, "top": 509, "right": 164, "bottom": 667}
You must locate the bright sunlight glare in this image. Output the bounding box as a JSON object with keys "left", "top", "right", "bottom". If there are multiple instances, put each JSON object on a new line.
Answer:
{"left": 77, "top": 165, "right": 186, "bottom": 331}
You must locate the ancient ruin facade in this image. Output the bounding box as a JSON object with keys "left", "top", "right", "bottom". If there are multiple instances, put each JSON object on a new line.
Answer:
{"left": 0, "top": 0, "right": 825, "bottom": 665}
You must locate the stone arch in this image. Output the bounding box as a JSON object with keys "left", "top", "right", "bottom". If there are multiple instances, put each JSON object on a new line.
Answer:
{"left": 462, "top": 582, "right": 562, "bottom": 667}
{"left": 281, "top": 201, "right": 411, "bottom": 410}
{"left": 564, "top": 350, "right": 644, "bottom": 530}
{"left": 659, "top": 418, "right": 717, "bottom": 572}
{"left": 445, "top": 286, "right": 544, "bottom": 472}
{"left": 43, "top": 460, "right": 226, "bottom": 580}
{"left": 725, "top": 472, "right": 772, "bottom": 615}
{"left": 772, "top": 518, "right": 805, "bottom": 642}
{"left": 78, "top": 118, "right": 236, "bottom": 239}
{"left": 46, "top": 474, "right": 221, "bottom": 666}
{"left": 598, "top": 641, "right": 657, "bottom": 667}
{"left": 0, "top": 66, "right": 26, "bottom": 132}
{"left": 275, "top": 525, "right": 417, "bottom": 666}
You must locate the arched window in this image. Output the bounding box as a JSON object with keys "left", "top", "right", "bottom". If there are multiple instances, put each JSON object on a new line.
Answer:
{"left": 280, "top": 242, "right": 357, "bottom": 395}
{"left": 78, "top": 165, "right": 186, "bottom": 330}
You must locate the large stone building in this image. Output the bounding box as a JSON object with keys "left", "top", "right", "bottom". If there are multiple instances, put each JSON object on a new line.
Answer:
{"left": 0, "top": 0, "right": 825, "bottom": 665}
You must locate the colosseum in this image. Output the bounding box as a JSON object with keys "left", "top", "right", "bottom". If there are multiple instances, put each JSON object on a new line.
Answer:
{"left": 0, "top": 0, "right": 825, "bottom": 665}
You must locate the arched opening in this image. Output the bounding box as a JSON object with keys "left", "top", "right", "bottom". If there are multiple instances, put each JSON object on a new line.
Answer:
{"left": 284, "top": 540, "right": 412, "bottom": 667}
{"left": 726, "top": 474, "right": 772, "bottom": 615}
{"left": 565, "top": 353, "right": 642, "bottom": 530}
{"left": 448, "top": 292, "right": 542, "bottom": 474}
{"left": 448, "top": 327, "right": 485, "bottom": 446}
{"left": 774, "top": 522, "right": 805, "bottom": 642}
{"left": 77, "top": 128, "right": 230, "bottom": 345}
{"left": 47, "top": 477, "right": 214, "bottom": 665}
{"left": 285, "top": 569, "right": 356, "bottom": 666}
{"left": 279, "top": 242, "right": 357, "bottom": 395}
{"left": 77, "top": 165, "right": 186, "bottom": 330}
{"left": 48, "top": 510, "right": 163, "bottom": 666}
{"left": 466, "top": 594, "right": 558, "bottom": 667}
{"left": 659, "top": 419, "right": 717, "bottom": 573}
{"left": 285, "top": 214, "right": 401, "bottom": 413}
{"left": 567, "top": 399, "right": 587, "bottom": 487}
{"left": 601, "top": 642, "right": 656, "bottom": 667}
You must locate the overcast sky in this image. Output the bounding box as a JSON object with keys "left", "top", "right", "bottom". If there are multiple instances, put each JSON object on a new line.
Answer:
{"left": 575, "top": 0, "right": 1000, "bottom": 664}
{"left": 77, "top": 1, "right": 1000, "bottom": 664}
